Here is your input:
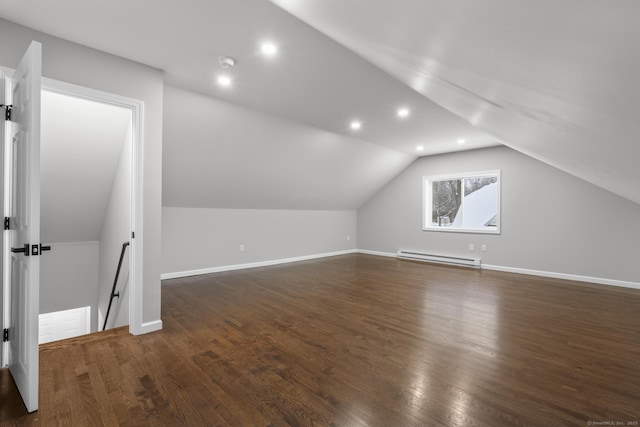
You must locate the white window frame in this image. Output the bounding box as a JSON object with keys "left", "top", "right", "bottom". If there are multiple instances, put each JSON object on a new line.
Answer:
{"left": 423, "top": 170, "right": 501, "bottom": 234}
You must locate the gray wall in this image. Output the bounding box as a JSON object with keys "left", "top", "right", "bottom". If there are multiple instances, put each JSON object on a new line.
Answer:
{"left": 40, "top": 242, "right": 100, "bottom": 332}
{"left": 162, "top": 208, "right": 356, "bottom": 275}
{"left": 0, "top": 18, "right": 163, "bottom": 328}
{"left": 98, "top": 125, "right": 131, "bottom": 330}
{"left": 162, "top": 85, "right": 414, "bottom": 210}
{"left": 358, "top": 145, "right": 640, "bottom": 283}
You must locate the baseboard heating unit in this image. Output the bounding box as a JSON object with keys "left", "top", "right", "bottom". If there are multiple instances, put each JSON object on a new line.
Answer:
{"left": 397, "top": 250, "right": 481, "bottom": 268}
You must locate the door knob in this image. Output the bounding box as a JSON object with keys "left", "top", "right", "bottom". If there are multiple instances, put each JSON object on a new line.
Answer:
{"left": 30, "top": 244, "right": 52, "bottom": 256}
{"left": 11, "top": 243, "right": 30, "bottom": 256}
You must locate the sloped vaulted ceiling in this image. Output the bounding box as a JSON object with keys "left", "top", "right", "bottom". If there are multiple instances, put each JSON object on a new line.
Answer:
{"left": 272, "top": 0, "right": 640, "bottom": 205}
{"left": 0, "top": 0, "right": 498, "bottom": 210}
{"left": 2, "top": 1, "right": 637, "bottom": 207}
{"left": 162, "top": 85, "right": 414, "bottom": 210}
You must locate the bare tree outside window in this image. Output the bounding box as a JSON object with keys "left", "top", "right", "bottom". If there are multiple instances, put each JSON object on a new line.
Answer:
{"left": 424, "top": 171, "right": 501, "bottom": 234}
{"left": 432, "top": 179, "right": 461, "bottom": 225}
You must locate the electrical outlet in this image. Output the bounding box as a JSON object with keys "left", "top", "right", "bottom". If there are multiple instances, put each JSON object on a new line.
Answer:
{"left": 240, "top": 244, "right": 245, "bottom": 251}
{"left": 481, "top": 244, "right": 487, "bottom": 252}
{"left": 347, "top": 235, "right": 351, "bottom": 241}
{"left": 468, "top": 243, "right": 475, "bottom": 251}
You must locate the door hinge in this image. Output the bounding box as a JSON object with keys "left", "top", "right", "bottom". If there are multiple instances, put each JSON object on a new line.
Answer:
{"left": 4, "top": 216, "right": 9, "bottom": 230}
{"left": 1, "top": 104, "right": 12, "bottom": 121}
{"left": 131, "top": 231, "right": 135, "bottom": 239}
{"left": 3, "top": 328, "right": 8, "bottom": 342}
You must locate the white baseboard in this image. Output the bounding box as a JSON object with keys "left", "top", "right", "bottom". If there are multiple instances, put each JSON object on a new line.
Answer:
{"left": 161, "top": 249, "right": 358, "bottom": 280}
{"left": 357, "top": 249, "right": 397, "bottom": 258}
{"left": 357, "top": 250, "right": 640, "bottom": 290}
{"left": 138, "top": 320, "right": 163, "bottom": 334}
{"left": 482, "top": 264, "right": 640, "bottom": 290}
{"left": 161, "top": 248, "right": 640, "bottom": 291}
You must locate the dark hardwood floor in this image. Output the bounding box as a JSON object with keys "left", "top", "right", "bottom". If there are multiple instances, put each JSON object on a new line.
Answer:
{"left": 2, "top": 254, "right": 639, "bottom": 426}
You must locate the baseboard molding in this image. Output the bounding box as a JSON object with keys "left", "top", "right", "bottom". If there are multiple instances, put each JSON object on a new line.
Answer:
{"left": 482, "top": 264, "right": 640, "bottom": 290}
{"left": 139, "top": 320, "right": 163, "bottom": 334}
{"left": 357, "top": 249, "right": 640, "bottom": 290}
{"left": 161, "top": 249, "right": 358, "bottom": 280}
{"left": 162, "top": 248, "right": 640, "bottom": 291}
{"left": 357, "top": 249, "right": 397, "bottom": 258}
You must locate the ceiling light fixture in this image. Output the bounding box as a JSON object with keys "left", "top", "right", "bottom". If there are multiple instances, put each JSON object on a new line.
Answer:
{"left": 457, "top": 138, "right": 466, "bottom": 144}
{"left": 416, "top": 145, "right": 424, "bottom": 152}
{"left": 350, "top": 121, "right": 362, "bottom": 130}
{"left": 218, "top": 56, "right": 236, "bottom": 68}
{"left": 261, "top": 42, "right": 278, "bottom": 56}
{"left": 397, "top": 108, "right": 410, "bottom": 118}
{"left": 217, "top": 75, "right": 232, "bottom": 87}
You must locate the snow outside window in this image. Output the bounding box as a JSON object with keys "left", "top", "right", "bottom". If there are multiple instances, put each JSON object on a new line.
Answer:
{"left": 423, "top": 170, "right": 501, "bottom": 234}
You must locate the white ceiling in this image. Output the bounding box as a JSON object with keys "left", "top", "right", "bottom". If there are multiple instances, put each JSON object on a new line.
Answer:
{"left": 0, "top": 0, "right": 497, "bottom": 159}
{"left": 271, "top": 0, "right": 640, "bottom": 204}
{"left": 1, "top": 0, "right": 638, "bottom": 206}
{"left": 41, "top": 91, "right": 130, "bottom": 243}
{"left": 163, "top": 85, "right": 413, "bottom": 209}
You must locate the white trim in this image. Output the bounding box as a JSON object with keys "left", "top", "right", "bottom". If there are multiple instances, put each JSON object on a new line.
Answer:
{"left": 1, "top": 68, "right": 9, "bottom": 367}
{"left": 423, "top": 169, "right": 501, "bottom": 234}
{"left": 130, "top": 91, "right": 145, "bottom": 336}
{"left": 358, "top": 250, "right": 640, "bottom": 290}
{"left": 160, "top": 248, "right": 640, "bottom": 291}
{"left": 140, "top": 319, "right": 162, "bottom": 334}
{"left": 357, "top": 249, "right": 397, "bottom": 258}
{"left": 40, "top": 78, "right": 146, "bottom": 335}
{"left": 482, "top": 264, "right": 640, "bottom": 290}
{"left": 161, "top": 249, "right": 358, "bottom": 280}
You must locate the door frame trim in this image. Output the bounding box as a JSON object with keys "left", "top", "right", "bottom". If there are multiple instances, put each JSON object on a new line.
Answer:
{"left": 40, "top": 77, "right": 145, "bottom": 336}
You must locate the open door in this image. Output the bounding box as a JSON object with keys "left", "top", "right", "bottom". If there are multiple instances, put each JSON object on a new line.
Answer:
{"left": 0, "top": 62, "right": 6, "bottom": 370}
{"left": 4, "top": 41, "right": 42, "bottom": 413}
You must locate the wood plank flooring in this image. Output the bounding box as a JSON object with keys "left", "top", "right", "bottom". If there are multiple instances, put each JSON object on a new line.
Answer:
{"left": 1, "top": 254, "right": 639, "bottom": 426}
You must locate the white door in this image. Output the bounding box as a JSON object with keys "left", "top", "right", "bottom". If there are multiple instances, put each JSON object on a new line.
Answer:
{"left": 39, "top": 306, "right": 91, "bottom": 344}
{"left": 0, "top": 63, "right": 6, "bottom": 369}
{"left": 6, "top": 41, "right": 42, "bottom": 413}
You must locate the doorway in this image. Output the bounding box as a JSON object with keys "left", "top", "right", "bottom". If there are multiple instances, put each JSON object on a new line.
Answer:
{"left": 39, "top": 89, "right": 132, "bottom": 341}
{"left": 0, "top": 43, "right": 145, "bottom": 413}
{"left": 1, "top": 75, "right": 145, "bottom": 367}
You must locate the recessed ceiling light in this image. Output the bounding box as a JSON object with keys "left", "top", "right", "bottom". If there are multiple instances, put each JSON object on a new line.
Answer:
{"left": 261, "top": 42, "right": 278, "bottom": 56}
{"left": 457, "top": 138, "right": 466, "bottom": 144}
{"left": 416, "top": 145, "right": 424, "bottom": 151}
{"left": 350, "top": 121, "right": 362, "bottom": 130}
{"left": 397, "top": 108, "right": 410, "bottom": 118}
{"left": 217, "top": 75, "right": 232, "bottom": 87}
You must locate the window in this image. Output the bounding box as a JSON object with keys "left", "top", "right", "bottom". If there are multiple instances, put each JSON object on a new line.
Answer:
{"left": 423, "top": 170, "right": 500, "bottom": 234}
